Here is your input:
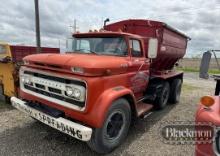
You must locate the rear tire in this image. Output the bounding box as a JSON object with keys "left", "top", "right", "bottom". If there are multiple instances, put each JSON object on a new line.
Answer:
{"left": 154, "top": 82, "right": 170, "bottom": 110}
{"left": 169, "top": 79, "right": 182, "bottom": 104}
{"left": 87, "top": 98, "right": 131, "bottom": 154}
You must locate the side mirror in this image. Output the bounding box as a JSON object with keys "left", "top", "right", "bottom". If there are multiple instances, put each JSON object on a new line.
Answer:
{"left": 148, "top": 38, "right": 158, "bottom": 59}
{"left": 199, "top": 51, "right": 212, "bottom": 79}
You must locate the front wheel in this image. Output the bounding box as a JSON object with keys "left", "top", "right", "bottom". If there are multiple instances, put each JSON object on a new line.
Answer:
{"left": 87, "top": 98, "right": 131, "bottom": 154}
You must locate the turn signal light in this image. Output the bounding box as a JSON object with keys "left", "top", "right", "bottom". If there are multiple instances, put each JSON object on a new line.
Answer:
{"left": 200, "top": 96, "right": 215, "bottom": 108}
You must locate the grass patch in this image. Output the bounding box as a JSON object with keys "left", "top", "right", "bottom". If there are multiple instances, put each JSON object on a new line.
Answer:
{"left": 182, "top": 83, "right": 200, "bottom": 92}
{"left": 177, "top": 67, "right": 220, "bottom": 74}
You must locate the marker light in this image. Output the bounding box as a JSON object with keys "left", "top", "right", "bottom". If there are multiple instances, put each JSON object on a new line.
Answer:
{"left": 200, "top": 96, "right": 215, "bottom": 108}
{"left": 71, "top": 67, "right": 84, "bottom": 74}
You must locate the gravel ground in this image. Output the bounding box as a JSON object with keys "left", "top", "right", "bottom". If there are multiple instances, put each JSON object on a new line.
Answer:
{"left": 0, "top": 72, "right": 216, "bottom": 156}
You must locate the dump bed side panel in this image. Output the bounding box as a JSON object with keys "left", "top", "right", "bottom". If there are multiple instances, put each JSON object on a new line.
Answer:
{"left": 151, "top": 28, "right": 188, "bottom": 70}
{"left": 162, "top": 28, "right": 187, "bottom": 49}
{"left": 105, "top": 19, "right": 189, "bottom": 71}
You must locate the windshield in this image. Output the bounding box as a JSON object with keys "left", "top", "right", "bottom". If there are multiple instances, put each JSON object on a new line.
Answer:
{"left": 66, "top": 37, "right": 128, "bottom": 56}
{"left": 0, "top": 45, "right": 6, "bottom": 54}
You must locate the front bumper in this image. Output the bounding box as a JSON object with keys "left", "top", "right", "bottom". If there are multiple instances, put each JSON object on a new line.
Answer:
{"left": 11, "top": 97, "right": 92, "bottom": 141}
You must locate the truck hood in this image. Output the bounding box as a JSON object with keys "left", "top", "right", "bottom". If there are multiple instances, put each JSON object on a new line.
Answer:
{"left": 24, "top": 53, "right": 130, "bottom": 76}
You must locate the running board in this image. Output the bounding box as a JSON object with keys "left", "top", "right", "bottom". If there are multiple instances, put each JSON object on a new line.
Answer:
{"left": 136, "top": 102, "right": 153, "bottom": 117}
{"left": 137, "top": 95, "right": 156, "bottom": 103}
{"left": 142, "top": 112, "right": 153, "bottom": 119}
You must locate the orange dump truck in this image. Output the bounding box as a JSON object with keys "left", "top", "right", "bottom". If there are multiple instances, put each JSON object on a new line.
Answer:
{"left": 10, "top": 19, "right": 190, "bottom": 153}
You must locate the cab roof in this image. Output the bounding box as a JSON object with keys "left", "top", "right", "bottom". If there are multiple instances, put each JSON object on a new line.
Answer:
{"left": 73, "top": 31, "right": 143, "bottom": 39}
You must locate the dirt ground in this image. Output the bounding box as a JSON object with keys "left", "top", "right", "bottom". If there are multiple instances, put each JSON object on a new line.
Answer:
{"left": 0, "top": 72, "right": 216, "bottom": 156}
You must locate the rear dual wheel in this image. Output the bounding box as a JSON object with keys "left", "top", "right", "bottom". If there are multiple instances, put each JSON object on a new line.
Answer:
{"left": 169, "top": 79, "right": 182, "bottom": 104}
{"left": 154, "top": 82, "right": 170, "bottom": 110}
{"left": 154, "top": 79, "right": 182, "bottom": 109}
{"left": 87, "top": 98, "right": 131, "bottom": 154}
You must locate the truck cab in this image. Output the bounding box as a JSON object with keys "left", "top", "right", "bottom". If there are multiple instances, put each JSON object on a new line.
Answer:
{"left": 66, "top": 32, "right": 152, "bottom": 100}
{"left": 11, "top": 19, "right": 189, "bottom": 154}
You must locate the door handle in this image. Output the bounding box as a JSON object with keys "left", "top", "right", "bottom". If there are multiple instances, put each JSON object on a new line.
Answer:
{"left": 145, "top": 60, "right": 150, "bottom": 63}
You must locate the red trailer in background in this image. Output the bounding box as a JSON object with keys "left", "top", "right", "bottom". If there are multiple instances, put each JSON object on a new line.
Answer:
{"left": 10, "top": 45, "right": 60, "bottom": 62}
{"left": 0, "top": 43, "right": 60, "bottom": 100}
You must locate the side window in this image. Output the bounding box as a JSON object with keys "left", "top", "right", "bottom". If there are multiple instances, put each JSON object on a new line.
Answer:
{"left": 130, "top": 39, "right": 142, "bottom": 57}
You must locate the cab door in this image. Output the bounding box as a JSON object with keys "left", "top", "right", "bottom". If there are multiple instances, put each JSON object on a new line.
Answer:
{"left": 128, "top": 39, "right": 150, "bottom": 99}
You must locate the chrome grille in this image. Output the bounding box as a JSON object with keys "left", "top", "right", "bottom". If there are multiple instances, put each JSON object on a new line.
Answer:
{"left": 20, "top": 68, "right": 87, "bottom": 111}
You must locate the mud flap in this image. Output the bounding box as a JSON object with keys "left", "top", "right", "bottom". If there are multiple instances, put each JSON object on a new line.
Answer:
{"left": 199, "top": 51, "right": 211, "bottom": 79}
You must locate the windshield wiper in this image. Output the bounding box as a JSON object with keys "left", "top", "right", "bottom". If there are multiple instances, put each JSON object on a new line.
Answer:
{"left": 75, "top": 49, "right": 99, "bottom": 55}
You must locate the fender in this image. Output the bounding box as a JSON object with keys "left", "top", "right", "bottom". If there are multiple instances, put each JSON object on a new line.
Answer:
{"left": 89, "top": 86, "right": 136, "bottom": 128}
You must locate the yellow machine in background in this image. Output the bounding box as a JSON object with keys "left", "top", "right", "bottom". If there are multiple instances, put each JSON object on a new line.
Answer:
{"left": 0, "top": 42, "right": 17, "bottom": 101}
{"left": 0, "top": 42, "right": 60, "bottom": 102}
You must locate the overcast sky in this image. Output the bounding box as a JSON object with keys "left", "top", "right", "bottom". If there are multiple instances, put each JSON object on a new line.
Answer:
{"left": 0, "top": 0, "right": 219, "bottom": 57}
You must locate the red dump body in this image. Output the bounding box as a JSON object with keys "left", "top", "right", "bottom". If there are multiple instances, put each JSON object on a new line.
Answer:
{"left": 10, "top": 45, "right": 60, "bottom": 62}
{"left": 105, "top": 19, "right": 190, "bottom": 71}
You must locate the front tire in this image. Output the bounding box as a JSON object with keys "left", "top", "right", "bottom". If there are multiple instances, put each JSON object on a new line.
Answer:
{"left": 87, "top": 98, "right": 131, "bottom": 154}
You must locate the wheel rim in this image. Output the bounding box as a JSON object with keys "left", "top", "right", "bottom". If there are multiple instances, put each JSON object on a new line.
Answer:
{"left": 176, "top": 84, "right": 181, "bottom": 101}
{"left": 105, "top": 111, "right": 125, "bottom": 140}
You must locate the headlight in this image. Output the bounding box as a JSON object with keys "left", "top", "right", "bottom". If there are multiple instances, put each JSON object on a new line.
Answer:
{"left": 21, "top": 77, "right": 25, "bottom": 83}
{"left": 73, "top": 88, "right": 81, "bottom": 99}
{"left": 21, "top": 75, "right": 32, "bottom": 85}
{"left": 66, "top": 86, "right": 74, "bottom": 96}
{"left": 65, "top": 86, "right": 83, "bottom": 100}
{"left": 24, "top": 77, "right": 31, "bottom": 84}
